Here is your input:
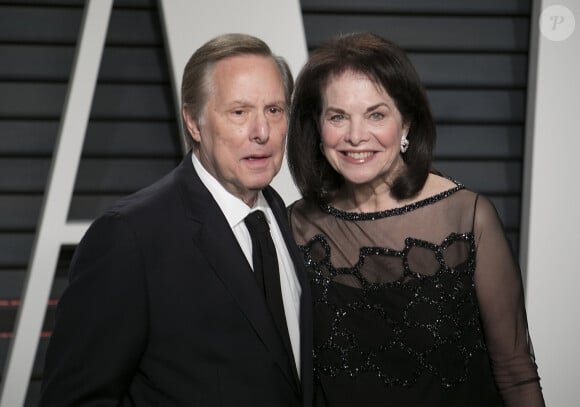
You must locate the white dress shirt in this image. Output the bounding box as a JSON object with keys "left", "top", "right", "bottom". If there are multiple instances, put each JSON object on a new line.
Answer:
{"left": 192, "top": 154, "right": 302, "bottom": 376}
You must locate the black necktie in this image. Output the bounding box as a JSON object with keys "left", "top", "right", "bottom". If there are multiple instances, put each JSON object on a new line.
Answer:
{"left": 244, "top": 210, "right": 294, "bottom": 365}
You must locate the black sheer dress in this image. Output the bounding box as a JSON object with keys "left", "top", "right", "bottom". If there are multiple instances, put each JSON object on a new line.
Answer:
{"left": 289, "top": 183, "right": 543, "bottom": 406}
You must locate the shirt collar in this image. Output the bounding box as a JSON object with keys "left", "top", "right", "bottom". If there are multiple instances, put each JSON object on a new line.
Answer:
{"left": 192, "top": 153, "right": 271, "bottom": 228}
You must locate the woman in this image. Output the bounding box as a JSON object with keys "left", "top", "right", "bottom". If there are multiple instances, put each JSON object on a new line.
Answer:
{"left": 287, "top": 32, "right": 544, "bottom": 406}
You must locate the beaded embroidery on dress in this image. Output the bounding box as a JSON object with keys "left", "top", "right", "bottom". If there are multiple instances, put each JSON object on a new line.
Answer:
{"left": 290, "top": 182, "right": 539, "bottom": 406}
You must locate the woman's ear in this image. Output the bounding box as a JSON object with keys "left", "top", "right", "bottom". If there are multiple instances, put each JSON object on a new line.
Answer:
{"left": 182, "top": 105, "right": 202, "bottom": 143}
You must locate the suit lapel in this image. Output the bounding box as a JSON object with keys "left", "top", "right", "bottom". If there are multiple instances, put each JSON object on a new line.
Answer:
{"left": 174, "top": 154, "right": 300, "bottom": 393}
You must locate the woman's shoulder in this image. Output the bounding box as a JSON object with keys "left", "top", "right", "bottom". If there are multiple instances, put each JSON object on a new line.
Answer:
{"left": 288, "top": 197, "right": 314, "bottom": 212}
{"left": 425, "top": 175, "right": 503, "bottom": 229}
{"left": 421, "top": 173, "right": 461, "bottom": 197}
{"left": 288, "top": 198, "right": 322, "bottom": 223}
{"left": 288, "top": 198, "right": 334, "bottom": 244}
{"left": 410, "top": 173, "right": 471, "bottom": 205}
{"left": 419, "top": 173, "right": 488, "bottom": 215}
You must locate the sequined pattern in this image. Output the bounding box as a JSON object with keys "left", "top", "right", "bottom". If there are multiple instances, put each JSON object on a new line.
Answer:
{"left": 302, "top": 232, "right": 487, "bottom": 389}
{"left": 321, "top": 182, "right": 464, "bottom": 221}
{"left": 298, "top": 183, "right": 493, "bottom": 390}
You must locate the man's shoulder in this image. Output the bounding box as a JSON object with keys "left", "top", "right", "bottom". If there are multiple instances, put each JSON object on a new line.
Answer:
{"left": 80, "top": 165, "right": 190, "bottom": 246}
{"left": 109, "top": 170, "right": 178, "bottom": 217}
{"left": 109, "top": 154, "right": 199, "bottom": 215}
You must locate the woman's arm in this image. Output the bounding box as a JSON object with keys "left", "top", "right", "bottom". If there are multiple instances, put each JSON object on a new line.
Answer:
{"left": 472, "top": 195, "right": 545, "bottom": 407}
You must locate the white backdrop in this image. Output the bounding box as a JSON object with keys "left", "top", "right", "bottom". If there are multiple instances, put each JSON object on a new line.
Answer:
{"left": 521, "top": 0, "right": 580, "bottom": 405}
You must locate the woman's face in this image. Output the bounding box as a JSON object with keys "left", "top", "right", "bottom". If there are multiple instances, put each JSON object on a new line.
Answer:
{"left": 320, "top": 71, "right": 408, "bottom": 189}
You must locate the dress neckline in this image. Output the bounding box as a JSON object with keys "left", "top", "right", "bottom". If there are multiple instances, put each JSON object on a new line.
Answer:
{"left": 321, "top": 180, "right": 465, "bottom": 221}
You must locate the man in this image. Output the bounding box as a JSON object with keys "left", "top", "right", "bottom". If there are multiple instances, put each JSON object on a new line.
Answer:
{"left": 40, "top": 33, "right": 313, "bottom": 406}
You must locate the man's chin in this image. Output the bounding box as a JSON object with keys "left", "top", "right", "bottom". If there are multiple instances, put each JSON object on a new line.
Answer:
{"left": 246, "top": 179, "right": 274, "bottom": 192}
{"left": 246, "top": 169, "right": 279, "bottom": 187}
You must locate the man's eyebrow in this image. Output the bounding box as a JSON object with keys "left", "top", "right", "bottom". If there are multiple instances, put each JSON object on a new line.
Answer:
{"left": 227, "top": 100, "right": 253, "bottom": 107}
{"left": 225, "top": 99, "right": 286, "bottom": 107}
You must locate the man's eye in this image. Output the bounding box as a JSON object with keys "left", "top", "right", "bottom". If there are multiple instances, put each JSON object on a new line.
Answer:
{"left": 268, "top": 107, "right": 283, "bottom": 115}
{"left": 232, "top": 110, "right": 245, "bottom": 116}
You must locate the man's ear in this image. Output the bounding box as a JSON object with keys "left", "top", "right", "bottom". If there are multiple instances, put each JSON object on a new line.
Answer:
{"left": 182, "top": 104, "right": 201, "bottom": 143}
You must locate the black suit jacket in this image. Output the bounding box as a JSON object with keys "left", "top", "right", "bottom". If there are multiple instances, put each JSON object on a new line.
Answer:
{"left": 40, "top": 153, "right": 313, "bottom": 406}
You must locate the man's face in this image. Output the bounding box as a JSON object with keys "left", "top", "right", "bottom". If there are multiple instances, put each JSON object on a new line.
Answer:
{"left": 185, "top": 54, "right": 287, "bottom": 206}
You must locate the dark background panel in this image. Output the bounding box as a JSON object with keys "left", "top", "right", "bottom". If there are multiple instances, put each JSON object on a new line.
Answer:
{"left": 435, "top": 160, "right": 522, "bottom": 195}
{"left": 302, "top": 15, "right": 529, "bottom": 51}
{"left": 106, "top": 8, "right": 160, "bottom": 45}
{"left": 0, "top": 45, "right": 168, "bottom": 82}
{"left": 0, "top": 234, "right": 34, "bottom": 268}
{"left": 0, "top": 121, "right": 180, "bottom": 156}
{"left": 0, "top": 158, "right": 180, "bottom": 192}
{"left": 0, "top": 83, "right": 66, "bottom": 118}
{"left": 91, "top": 84, "right": 175, "bottom": 119}
{"left": 0, "top": 159, "right": 51, "bottom": 192}
{"left": 0, "top": 196, "right": 43, "bottom": 230}
{"left": 428, "top": 89, "right": 526, "bottom": 123}
{"left": 0, "top": 83, "right": 175, "bottom": 119}
{"left": 0, "top": 6, "right": 82, "bottom": 44}
{"left": 74, "top": 158, "right": 180, "bottom": 192}
{"left": 0, "top": 45, "right": 73, "bottom": 81}
{"left": 434, "top": 125, "right": 523, "bottom": 159}
{"left": 410, "top": 53, "right": 527, "bottom": 87}
{"left": 0, "top": 121, "right": 59, "bottom": 155}
{"left": 0, "top": 194, "right": 132, "bottom": 228}
{"left": 490, "top": 197, "right": 520, "bottom": 230}
{"left": 0, "top": 0, "right": 151, "bottom": 4}
{"left": 300, "top": 0, "right": 530, "bottom": 14}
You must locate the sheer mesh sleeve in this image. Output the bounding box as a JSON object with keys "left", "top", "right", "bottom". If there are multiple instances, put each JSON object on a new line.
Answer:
{"left": 472, "top": 195, "right": 545, "bottom": 406}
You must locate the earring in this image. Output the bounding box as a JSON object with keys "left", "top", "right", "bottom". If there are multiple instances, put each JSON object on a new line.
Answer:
{"left": 400, "top": 133, "right": 409, "bottom": 153}
{"left": 319, "top": 142, "right": 324, "bottom": 154}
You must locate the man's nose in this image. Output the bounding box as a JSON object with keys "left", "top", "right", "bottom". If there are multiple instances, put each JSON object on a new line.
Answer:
{"left": 252, "top": 112, "right": 270, "bottom": 143}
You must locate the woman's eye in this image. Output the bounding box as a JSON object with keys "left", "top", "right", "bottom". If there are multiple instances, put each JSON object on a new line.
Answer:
{"left": 330, "top": 114, "right": 344, "bottom": 122}
{"left": 369, "top": 112, "right": 384, "bottom": 120}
